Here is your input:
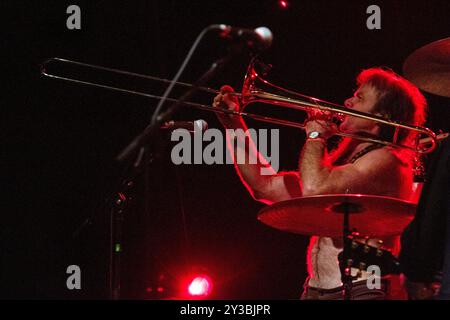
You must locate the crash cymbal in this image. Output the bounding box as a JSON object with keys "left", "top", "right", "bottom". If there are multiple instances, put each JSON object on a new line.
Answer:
{"left": 257, "top": 194, "right": 416, "bottom": 237}
{"left": 403, "top": 37, "right": 450, "bottom": 97}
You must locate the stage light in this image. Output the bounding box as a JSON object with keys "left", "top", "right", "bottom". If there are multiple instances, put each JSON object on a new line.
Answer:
{"left": 187, "top": 275, "right": 213, "bottom": 297}
{"left": 157, "top": 286, "right": 165, "bottom": 293}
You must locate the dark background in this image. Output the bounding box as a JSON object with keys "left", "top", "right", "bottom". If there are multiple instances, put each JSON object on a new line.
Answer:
{"left": 2, "top": 0, "right": 450, "bottom": 299}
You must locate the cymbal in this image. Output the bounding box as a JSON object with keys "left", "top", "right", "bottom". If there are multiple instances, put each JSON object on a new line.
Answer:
{"left": 403, "top": 37, "right": 450, "bottom": 97}
{"left": 257, "top": 194, "right": 416, "bottom": 237}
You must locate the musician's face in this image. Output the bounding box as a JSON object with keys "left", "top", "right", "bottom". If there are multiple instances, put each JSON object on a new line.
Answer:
{"left": 340, "top": 84, "right": 381, "bottom": 134}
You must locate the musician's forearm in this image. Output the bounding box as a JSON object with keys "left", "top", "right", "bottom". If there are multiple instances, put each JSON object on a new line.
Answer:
{"left": 226, "top": 128, "right": 277, "bottom": 201}
{"left": 299, "top": 139, "right": 330, "bottom": 195}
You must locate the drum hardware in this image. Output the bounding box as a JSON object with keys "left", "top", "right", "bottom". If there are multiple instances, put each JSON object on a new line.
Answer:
{"left": 258, "top": 194, "right": 416, "bottom": 299}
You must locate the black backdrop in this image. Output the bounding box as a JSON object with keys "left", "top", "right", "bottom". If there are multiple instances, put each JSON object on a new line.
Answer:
{"left": 3, "top": 0, "right": 450, "bottom": 299}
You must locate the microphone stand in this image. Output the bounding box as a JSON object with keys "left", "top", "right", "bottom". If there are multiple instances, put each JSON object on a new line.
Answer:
{"left": 116, "top": 55, "right": 230, "bottom": 163}
{"left": 109, "top": 43, "right": 250, "bottom": 300}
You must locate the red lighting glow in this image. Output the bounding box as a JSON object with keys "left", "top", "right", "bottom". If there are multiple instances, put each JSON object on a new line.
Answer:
{"left": 187, "top": 275, "right": 213, "bottom": 297}
{"left": 279, "top": 1, "right": 289, "bottom": 9}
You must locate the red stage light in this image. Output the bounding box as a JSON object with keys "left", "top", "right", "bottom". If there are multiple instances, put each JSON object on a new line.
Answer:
{"left": 279, "top": 1, "right": 289, "bottom": 9}
{"left": 187, "top": 275, "right": 213, "bottom": 297}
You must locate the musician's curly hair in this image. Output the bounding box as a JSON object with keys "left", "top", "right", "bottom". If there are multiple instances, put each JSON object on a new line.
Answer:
{"left": 356, "top": 67, "right": 427, "bottom": 145}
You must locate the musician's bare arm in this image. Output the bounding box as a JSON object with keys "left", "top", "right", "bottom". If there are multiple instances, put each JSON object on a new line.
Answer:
{"left": 223, "top": 117, "right": 301, "bottom": 204}
{"left": 214, "top": 85, "right": 301, "bottom": 204}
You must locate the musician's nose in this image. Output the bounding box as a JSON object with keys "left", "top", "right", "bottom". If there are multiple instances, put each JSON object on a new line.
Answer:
{"left": 344, "top": 97, "right": 353, "bottom": 109}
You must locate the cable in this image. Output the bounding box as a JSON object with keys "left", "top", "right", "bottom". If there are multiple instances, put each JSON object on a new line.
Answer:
{"left": 150, "top": 24, "right": 221, "bottom": 126}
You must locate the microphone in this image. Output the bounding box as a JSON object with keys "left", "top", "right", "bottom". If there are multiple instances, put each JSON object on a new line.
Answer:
{"left": 217, "top": 25, "right": 273, "bottom": 51}
{"left": 161, "top": 119, "right": 208, "bottom": 133}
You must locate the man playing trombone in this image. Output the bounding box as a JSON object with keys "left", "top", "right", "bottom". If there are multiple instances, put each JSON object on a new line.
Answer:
{"left": 213, "top": 67, "right": 427, "bottom": 299}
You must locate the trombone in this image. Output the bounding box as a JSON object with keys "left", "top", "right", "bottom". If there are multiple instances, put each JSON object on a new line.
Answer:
{"left": 40, "top": 57, "right": 438, "bottom": 154}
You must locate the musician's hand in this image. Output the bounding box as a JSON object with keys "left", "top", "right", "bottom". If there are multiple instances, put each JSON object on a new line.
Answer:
{"left": 213, "top": 85, "right": 242, "bottom": 128}
{"left": 305, "top": 110, "right": 337, "bottom": 140}
{"left": 305, "top": 119, "right": 337, "bottom": 140}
